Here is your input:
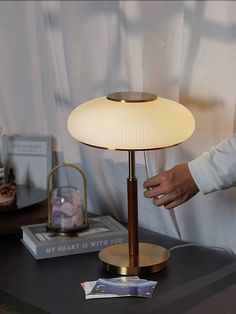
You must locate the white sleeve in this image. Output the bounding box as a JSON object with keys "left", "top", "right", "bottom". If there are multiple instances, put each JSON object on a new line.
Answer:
{"left": 188, "top": 133, "right": 236, "bottom": 194}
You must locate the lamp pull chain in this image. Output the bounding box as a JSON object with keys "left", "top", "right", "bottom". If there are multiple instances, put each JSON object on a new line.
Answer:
{"left": 143, "top": 151, "right": 149, "bottom": 180}
{"left": 143, "top": 151, "right": 182, "bottom": 240}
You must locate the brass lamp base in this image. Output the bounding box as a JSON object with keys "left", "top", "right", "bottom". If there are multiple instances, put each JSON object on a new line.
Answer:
{"left": 98, "top": 243, "right": 170, "bottom": 275}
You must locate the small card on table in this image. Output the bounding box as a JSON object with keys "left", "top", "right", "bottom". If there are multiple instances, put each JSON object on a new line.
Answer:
{"left": 81, "top": 276, "right": 158, "bottom": 299}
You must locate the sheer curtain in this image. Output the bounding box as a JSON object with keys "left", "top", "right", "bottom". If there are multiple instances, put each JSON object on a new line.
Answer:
{"left": 0, "top": 1, "right": 235, "bottom": 253}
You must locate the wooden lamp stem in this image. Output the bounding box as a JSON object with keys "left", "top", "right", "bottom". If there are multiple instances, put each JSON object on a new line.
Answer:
{"left": 127, "top": 151, "right": 139, "bottom": 265}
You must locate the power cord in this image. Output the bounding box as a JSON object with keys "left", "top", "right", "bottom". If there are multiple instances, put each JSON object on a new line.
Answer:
{"left": 169, "top": 243, "right": 234, "bottom": 255}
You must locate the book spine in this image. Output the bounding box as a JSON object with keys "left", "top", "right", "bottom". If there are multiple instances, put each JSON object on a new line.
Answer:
{"left": 35, "top": 234, "right": 128, "bottom": 259}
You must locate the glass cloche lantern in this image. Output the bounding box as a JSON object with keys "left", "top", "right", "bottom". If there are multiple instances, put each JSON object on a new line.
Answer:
{"left": 47, "top": 163, "right": 88, "bottom": 235}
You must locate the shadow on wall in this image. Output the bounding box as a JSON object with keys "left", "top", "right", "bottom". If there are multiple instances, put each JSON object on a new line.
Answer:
{"left": 181, "top": 96, "right": 230, "bottom": 149}
{"left": 180, "top": 1, "right": 236, "bottom": 96}
{"left": 179, "top": 2, "right": 236, "bottom": 142}
{"left": 41, "top": 1, "right": 236, "bottom": 117}
{"left": 42, "top": 0, "right": 143, "bottom": 107}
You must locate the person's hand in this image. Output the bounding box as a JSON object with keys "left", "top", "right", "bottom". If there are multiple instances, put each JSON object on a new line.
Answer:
{"left": 143, "top": 163, "right": 199, "bottom": 209}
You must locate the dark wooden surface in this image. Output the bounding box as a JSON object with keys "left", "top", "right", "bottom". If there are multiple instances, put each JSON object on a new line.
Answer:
{"left": 0, "top": 185, "right": 47, "bottom": 234}
{"left": 0, "top": 221, "right": 235, "bottom": 314}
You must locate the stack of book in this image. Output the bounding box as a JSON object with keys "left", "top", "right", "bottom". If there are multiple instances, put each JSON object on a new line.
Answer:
{"left": 21, "top": 215, "right": 128, "bottom": 259}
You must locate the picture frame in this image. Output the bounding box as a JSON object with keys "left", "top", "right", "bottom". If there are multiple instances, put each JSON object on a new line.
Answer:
{"left": 2, "top": 134, "right": 53, "bottom": 191}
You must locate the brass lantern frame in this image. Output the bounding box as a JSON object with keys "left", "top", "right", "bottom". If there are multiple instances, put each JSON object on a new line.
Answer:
{"left": 47, "top": 163, "right": 88, "bottom": 235}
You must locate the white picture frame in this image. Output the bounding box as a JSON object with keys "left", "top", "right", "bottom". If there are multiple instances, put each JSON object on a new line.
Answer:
{"left": 2, "top": 134, "right": 53, "bottom": 191}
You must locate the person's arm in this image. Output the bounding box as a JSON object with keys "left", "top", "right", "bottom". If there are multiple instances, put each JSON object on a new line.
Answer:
{"left": 143, "top": 133, "right": 236, "bottom": 209}
{"left": 188, "top": 133, "right": 236, "bottom": 194}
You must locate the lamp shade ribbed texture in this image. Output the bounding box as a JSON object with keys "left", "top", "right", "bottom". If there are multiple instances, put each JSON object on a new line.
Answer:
{"left": 67, "top": 95, "right": 195, "bottom": 150}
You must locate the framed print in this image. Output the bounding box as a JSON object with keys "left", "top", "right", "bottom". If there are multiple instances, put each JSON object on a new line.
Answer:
{"left": 2, "top": 134, "right": 53, "bottom": 191}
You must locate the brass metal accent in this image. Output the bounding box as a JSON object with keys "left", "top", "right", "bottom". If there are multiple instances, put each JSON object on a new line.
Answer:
{"left": 128, "top": 150, "right": 136, "bottom": 178}
{"left": 47, "top": 163, "right": 88, "bottom": 235}
{"left": 98, "top": 243, "right": 170, "bottom": 275}
{"left": 79, "top": 141, "right": 179, "bottom": 152}
{"left": 107, "top": 91, "right": 157, "bottom": 103}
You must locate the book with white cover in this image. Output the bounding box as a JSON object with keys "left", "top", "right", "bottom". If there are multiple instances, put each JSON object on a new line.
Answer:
{"left": 21, "top": 215, "right": 128, "bottom": 260}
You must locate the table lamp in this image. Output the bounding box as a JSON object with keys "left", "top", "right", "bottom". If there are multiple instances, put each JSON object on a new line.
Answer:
{"left": 67, "top": 91, "right": 195, "bottom": 275}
